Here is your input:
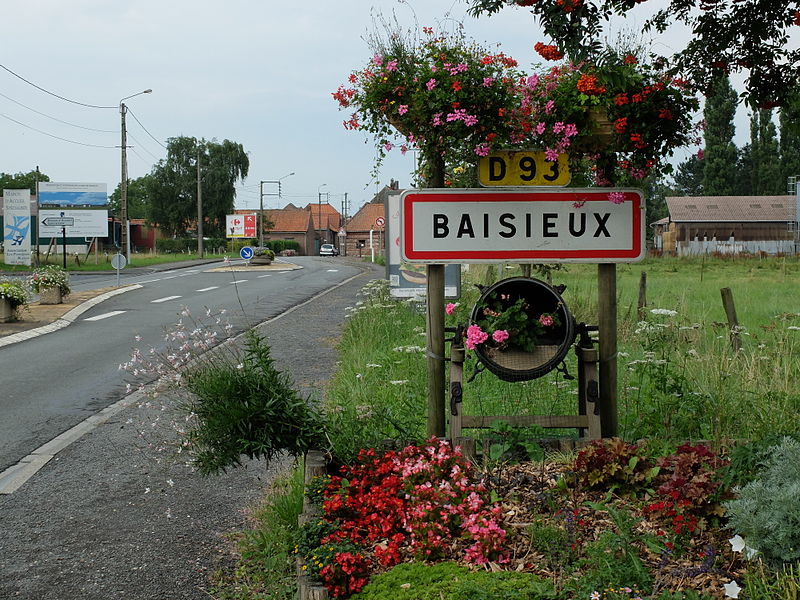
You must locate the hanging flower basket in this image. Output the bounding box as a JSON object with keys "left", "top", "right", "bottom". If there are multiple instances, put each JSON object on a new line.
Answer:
{"left": 468, "top": 277, "right": 576, "bottom": 382}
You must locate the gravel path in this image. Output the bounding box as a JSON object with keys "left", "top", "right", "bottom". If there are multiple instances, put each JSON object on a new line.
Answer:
{"left": 0, "top": 261, "right": 382, "bottom": 600}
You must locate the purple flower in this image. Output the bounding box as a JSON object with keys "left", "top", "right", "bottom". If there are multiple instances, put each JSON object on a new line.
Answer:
{"left": 474, "top": 143, "right": 490, "bottom": 157}
{"left": 426, "top": 78, "right": 437, "bottom": 91}
{"left": 544, "top": 147, "right": 559, "bottom": 162}
{"left": 398, "top": 104, "right": 408, "bottom": 115}
{"left": 608, "top": 191, "right": 625, "bottom": 204}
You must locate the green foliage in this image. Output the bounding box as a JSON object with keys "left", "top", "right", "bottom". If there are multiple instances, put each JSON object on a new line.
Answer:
{"left": 108, "top": 174, "right": 152, "bottom": 219}
{"left": 725, "top": 436, "right": 800, "bottom": 566}
{"left": 485, "top": 422, "right": 546, "bottom": 463}
{"left": 148, "top": 136, "right": 249, "bottom": 237}
{"left": 351, "top": 562, "right": 556, "bottom": 600}
{"left": 743, "top": 561, "right": 800, "bottom": 600}
{"left": 0, "top": 169, "right": 50, "bottom": 195}
{"left": 263, "top": 239, "right": 300, "bottom": 254}
{"left": 702, "top": 73, "right": 739, "bottom": 196}
{"left": 749, "top": 108, "right": 784, "bottom": 195}
{"left": 573, "top": 438, "right": 658, "bottom": 492}
{"left": 209, "top": 464, "right": 304, "bottom": 600}
{"left": 294, "top": 517, "right": 339, "bottom": 567}
{"left": 156, "top": 237, "right": 227, "bottom": 253}
{"left": 182, "top": 331, "right": 326, "bottom": 475}
{"left": 720, "top": 434, "right": 800, "bottom": 490}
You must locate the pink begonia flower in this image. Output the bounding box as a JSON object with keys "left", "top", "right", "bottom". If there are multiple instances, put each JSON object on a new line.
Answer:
{"left": 564, "top": 123, "right": 578, "bottom": 137}
{"left": 545, "top": 100, "right": 555, "bottom": 114}
{"left": 608, "top": 191, "right": 625, "bottom": 204}
{"left": 426, "top": 78, "right": 437, "bottom": 91}
{"left": 539, "top": 314, "right": 554, "bottom": 326}
{"left": 372, "top": 54, "right": 383, "bottom": 65}
{"left": 463, "top": 114, "right": 478, "bottom": 126}
{"left": 535, "top": 122, "right": 546, "bottom": 135}
{"left": 445, "top": 303, "right": 457, "bottom": 315}
{"left": 492, "top": 329, "right": 509, "bottom": 343}
{"left": 398, "top": 104, "right": 408, "bottom": 115}
{"left": 474, "top": 143, "right": 490, "bottom": 157}
{"left": 526, "top": 74, "right": 539, "bottom": 88}
{"left": 544, "top": 147, "right": 559, "bottom": 162}
{"left": 483, "top": 77, "right": 494, "bottom": 87}
{"left": 384, "top": 142, "right": 393, "bottom": 152}
{"left": 552, "top": 121, "right": 565, "bottom": 134}
{"left": 386, "top": 60, "right": 398, "bottom": 71}
{"left": 432, "top": 113, "right": 443, "bottom": 126}
{"left": 465, "top": 324, "right": 488, "bottom": 349}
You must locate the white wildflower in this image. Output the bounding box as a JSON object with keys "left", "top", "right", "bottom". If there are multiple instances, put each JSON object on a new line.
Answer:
{"left": 723, "top": 580, "right": 741, "bottom": 599}
{"left": 650, "top": 308, "right": 678, "bottom": 316}
{"left": 390, "top": 380, "right": 409, "bottom": 385}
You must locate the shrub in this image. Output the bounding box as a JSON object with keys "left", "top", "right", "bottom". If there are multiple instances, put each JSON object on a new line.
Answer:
{"left": 29, "top": 265, "right": 70, "bottom": 296}
{"left": 182, "top": 330, "right": 326, "bottom": 475}
{"left": 572, "top": 438, "right": 658, "bottom": 492}
{"left": 350, "top": 562, "right": 556, "bottom": 600}
{"left": 725, "top": 436, "right": 800, "bottom": 566}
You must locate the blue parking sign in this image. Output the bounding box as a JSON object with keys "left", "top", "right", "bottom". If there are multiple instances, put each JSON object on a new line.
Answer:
{"left": 240, "top": 246, "right": 254, "bottom": 260}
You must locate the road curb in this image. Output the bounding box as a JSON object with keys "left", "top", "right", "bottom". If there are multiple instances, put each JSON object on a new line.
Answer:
{"left": 0, "top": 285, "right": 142, "bottom": 349}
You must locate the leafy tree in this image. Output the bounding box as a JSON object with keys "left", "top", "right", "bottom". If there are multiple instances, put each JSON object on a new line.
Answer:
{"left": 702, "top": 74, "right": 739, "bottom": 195}
{"left": 779, "top": 101, "right": 800, "bottom": 189}
{"left": 0, "top": 169, "right": 50, "bottom": 195}
{"left": 109, "top": 175, "right": 152, "bottom": 220}
{"left": 734, "top": 144, "right": 754, "bottom": 195}
{"left": 467, "top": 0, "right": 800, "bottom": 109}
{"left": 147, "top": 136, "right": 249, "bottom": 238}
{"left": 671, "top": 155, "right": 704, "bottom": 196}
{"left": 749, "top": 109, "right": 783, "bottom": 195}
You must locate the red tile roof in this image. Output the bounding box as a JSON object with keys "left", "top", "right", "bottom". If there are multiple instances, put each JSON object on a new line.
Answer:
{"left": 304, "top": 202, "right": 341, "bottom": 230}
{"left": 347, "top": 202, "right": 387, "bottom": 232}
{"left": 666, "top": 196, "right": 797, "bottom": 222}
{"left": 264, "top": 208, "right": 311, "bottom": 232}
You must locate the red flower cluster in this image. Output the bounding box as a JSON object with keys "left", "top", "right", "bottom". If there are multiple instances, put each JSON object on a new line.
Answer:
{"left": 316, "top": 439, "right": 509, "bottom": 597}
{"left": 534, "top": 42, "right": 564, "bottom": 61}
{"left": 556, "top": 0, "right": 582, "bottom": 12}
{"left": 576, "top": 73, "right": 606, "bottom": 95}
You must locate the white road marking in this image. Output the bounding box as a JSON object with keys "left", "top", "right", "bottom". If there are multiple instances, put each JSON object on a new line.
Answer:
{"left": 83, "top": 310, "right": 126, "bottom": 321}
{"left": 257, "top": 274, "right": 271, "bottom": 278}
{"left": 162, "top": 275, "right": 178, "bottom": 280}
{"left": 196, "top": 286, "right": 219, "bottom": 292}
{"left": 230, "top": 280, "right": 247, "bottom": 284}
{"left": 327, "top": 269, "right": 339, "bottom": 272}
{"left": 137, "top": 279, "right": 161, "bottom": 284}
{"left": 151, "top": 295, "right": 182, "bottom": 303}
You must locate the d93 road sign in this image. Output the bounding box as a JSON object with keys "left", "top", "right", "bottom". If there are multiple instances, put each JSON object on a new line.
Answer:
{"left": 478, "top": 151, "right": 570, "bottom": 187}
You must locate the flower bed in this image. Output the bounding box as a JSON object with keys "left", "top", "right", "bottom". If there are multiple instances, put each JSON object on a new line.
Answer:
{"left": 29, "top": 265, "right": 71, "bottom": 297}
{"left": 0, "top": 278, "right": 30, "bottom": 322}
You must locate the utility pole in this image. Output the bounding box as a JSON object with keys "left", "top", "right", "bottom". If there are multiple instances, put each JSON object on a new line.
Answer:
{"left": 197, "top": 145, "right": 203, "bottom": 258}
{"left": 259, "top": 180, "right": 265, "bottom": 247}
{"left": 120, "top": 102, "right": 129, "bottom": 259}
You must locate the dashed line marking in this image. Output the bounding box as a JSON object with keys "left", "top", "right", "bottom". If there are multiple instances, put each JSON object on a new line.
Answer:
{"left": 257, "top": 274, "right": 271, "bottom": 278}
{"left": 196, "top": 286, "right": 219, "bottom": 292}
{"left": 230, "top": 280, "right": 247, "bottom": 285}
{"left": 161, "top": 276, "right": 178, "bottom": 280}
{"left": 137, "top": 279, "right": 161, "bottom": 284}
{"left": 84, "top": 311, "right": 127, "bottom": 322}
{"left": 151, "top": 295, "right": 182, "bottom": 303}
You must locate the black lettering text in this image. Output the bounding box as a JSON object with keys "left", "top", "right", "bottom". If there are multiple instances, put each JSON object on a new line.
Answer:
{"left": 568, "top": 212, "right": 586, "bottom": 237}
{"left": 526, "top": 213, "right": 532, "bottom": 237}
{"left": 457, "top": 214, "right": 475, "bottom": 238}
{"left": 488, "top": 157, "right": 506, "bottom": 181}
{"left": 593, "top": 213, "right": 611, "bottom": 237}
{"left": 499, "top": 213, "right": 516, "bottom": 238}
{"left": 433, "top": 214, "right": 449, "bottom": 238}
{"left": 483, "top": 214, "right": 489, "bottom": 238}
{"left": 543, "top": 213, "right": 559, "bottom": 237}
{"left": 519, "top": 156, "right": 536, "bottom": 181}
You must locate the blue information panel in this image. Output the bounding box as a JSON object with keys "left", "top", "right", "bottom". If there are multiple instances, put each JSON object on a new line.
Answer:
{"left": 240, "top": 246, "right": 254, "bottom": 260}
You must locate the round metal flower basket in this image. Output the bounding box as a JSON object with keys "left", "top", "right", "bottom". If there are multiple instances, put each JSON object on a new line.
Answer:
{"left": 470, "top": 277, "right": 576, "bottom": 382}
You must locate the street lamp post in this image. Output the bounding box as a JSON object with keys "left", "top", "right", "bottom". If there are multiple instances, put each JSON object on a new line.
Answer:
{"left": 259, "top": 172, "right": 294, "bottom": 247}
{"left": 317, "top": 183, "right": 327, "bottom": 252}
{"left": 119, "top": 88, "right": 152, "bottom": 261}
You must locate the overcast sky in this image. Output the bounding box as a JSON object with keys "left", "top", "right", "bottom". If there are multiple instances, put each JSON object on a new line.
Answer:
{"left": 0, "top": 0, "right": 767, "bottom": 215}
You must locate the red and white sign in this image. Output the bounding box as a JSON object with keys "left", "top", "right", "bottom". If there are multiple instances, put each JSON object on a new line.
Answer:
{"left": 226, "top": 214, "right": 257, "bottom": 238}
{"left": 401, "top": 188, "right": 645, "bottom": 263}
{"left": 375, "top": 216, "right": 386, "bottom": 228}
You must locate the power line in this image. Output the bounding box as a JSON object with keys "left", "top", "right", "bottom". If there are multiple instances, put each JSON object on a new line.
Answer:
{"left": 0, "top": 112, "right": 117, "bottom": 148}
{"left": 126, "top": 106, "right": 166, "bottom": 149}
{"left": 127, "top": 131, "right": 162, "bottom": 161}
{"left": 0, "top": 63, "right": 116, "bottom": 109}
{"left": 0, "top": 91, "right": 117, "bottom": 133}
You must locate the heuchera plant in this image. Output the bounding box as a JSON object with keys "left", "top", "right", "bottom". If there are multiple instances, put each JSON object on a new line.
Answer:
{"left": 312, "top": 438, "right": 509, "bottom": 597}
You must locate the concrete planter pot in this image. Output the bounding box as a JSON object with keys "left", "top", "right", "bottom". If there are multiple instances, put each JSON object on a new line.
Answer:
{"left": 250, "top": 255, "right": 273, "bottom": 265}
{"left": 0, "top": 298, "right": 16, "bottom": 323}
{"left": 39, "top": 286, "right": 63, "bottom": 305}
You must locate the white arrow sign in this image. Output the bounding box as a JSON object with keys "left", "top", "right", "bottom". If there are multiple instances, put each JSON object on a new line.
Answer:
{"left": 41, "top": 216, "right": 75, "bottom": 227}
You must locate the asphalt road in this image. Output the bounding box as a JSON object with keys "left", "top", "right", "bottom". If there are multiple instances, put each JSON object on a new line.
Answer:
{"left": 0, "top": 257, "right": 382, "bottom": 600}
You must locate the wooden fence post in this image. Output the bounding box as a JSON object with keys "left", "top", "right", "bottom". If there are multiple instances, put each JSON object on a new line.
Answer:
{"left": 637, "top": 271, "right": 647, "bottom": 321}
{"left": 598, "top": 264, "right": 618, "bottom": 437}
{"left": 720, "top": 287, "right": 742, "bottom": 351}
{"left": 426, "top": 154, "right": 446, "bottom": 438}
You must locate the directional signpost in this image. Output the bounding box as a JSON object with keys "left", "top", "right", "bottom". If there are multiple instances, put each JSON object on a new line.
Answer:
{"left": 41, "top": 216, "right": 75, "bottom": 228}
{"left": 240, "top": 246, "right": 254, "bottom": 264}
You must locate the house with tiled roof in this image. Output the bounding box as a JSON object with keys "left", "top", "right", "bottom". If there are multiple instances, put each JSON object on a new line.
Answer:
{"left": 654, "top": 195, "right": 799, "bottom": 255}
{"left": 343, "top": 182, "right": 402, "bottom": 257}
{"left": 303, "top": 202, "right": 342, "bottom": 250}
{"left": 233, "top": 207, "right": 315, "bottom": 255}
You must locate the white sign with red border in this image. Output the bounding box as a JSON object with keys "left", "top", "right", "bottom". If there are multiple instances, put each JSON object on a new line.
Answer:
{"left": 374, "top": 216, "right": 386, "bottom": 228}
{"left": 401, "top": 188, "right": 645, "bottom": 263}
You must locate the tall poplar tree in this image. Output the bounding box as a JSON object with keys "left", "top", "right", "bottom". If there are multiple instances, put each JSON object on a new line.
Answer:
{"left": 702, "top": 74, "right": 738, "bottom": 196}
{"left": 779, "top": 101, "right": 800, "bottom": 191}
{"left": 749, "top": 110, "right": 782, "bottom": 195}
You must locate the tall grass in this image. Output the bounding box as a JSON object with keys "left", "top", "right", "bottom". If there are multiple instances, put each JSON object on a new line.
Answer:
{"left": 323, "top": 256, "right": 800, "bottom": 459}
